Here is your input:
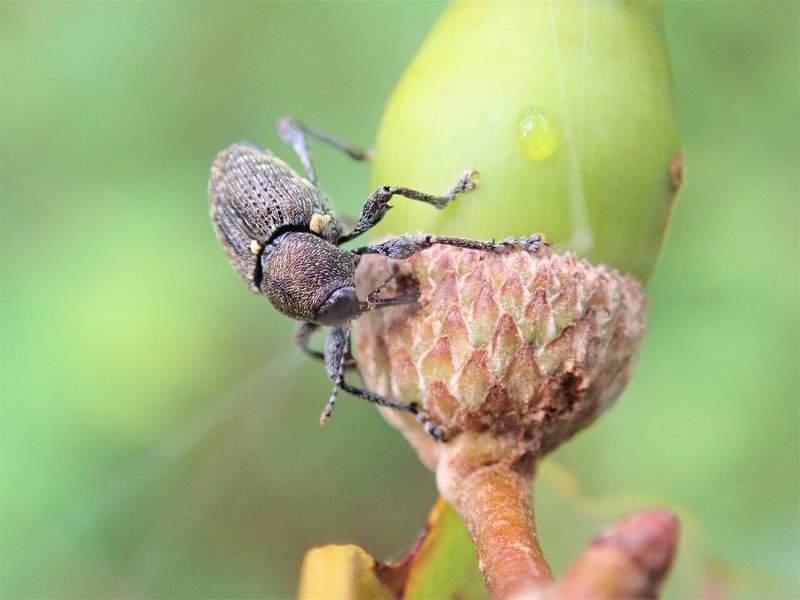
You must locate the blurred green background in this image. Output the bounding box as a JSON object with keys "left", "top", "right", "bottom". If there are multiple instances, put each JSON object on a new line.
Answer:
{"left": 1, "top": 2, "right": 797, "bottom": 598}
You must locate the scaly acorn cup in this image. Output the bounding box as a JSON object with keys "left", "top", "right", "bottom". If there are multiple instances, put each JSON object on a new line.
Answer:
{"left": 355, "top": 248, "right": 646, "bottom": 464}
{"left": 352, "top": 2, "right": 681, "bottom": 598}
{"left": 355, "top": 247, "right": 647, "bottom": 597}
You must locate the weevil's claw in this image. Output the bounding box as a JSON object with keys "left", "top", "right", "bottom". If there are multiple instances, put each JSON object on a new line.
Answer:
{"left": 426, "top": 422, "right": 448, "bottom": 442}
{"left": 409, "top": 402, "right": 448, "bottom": 442}
{"left": 320, "top": 400, "right": 335, "bottom": 425}
{"left": 496, "top": 233, "right": 550, "bottom": 253}
{"left": 454, "top": 169, "right": 479, "bottom": 194}
{"left": 520, "top": 233, "right": 545, "bottom": 253}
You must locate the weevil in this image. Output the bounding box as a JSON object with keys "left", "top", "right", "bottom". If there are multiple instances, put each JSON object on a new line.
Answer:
{"left": 209, "top": 118, "right": 546, "bottom": 440}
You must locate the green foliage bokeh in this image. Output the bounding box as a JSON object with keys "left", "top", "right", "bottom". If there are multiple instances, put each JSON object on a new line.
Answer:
{"left": 1, "top": 2, "right": 797, "bottom": 598}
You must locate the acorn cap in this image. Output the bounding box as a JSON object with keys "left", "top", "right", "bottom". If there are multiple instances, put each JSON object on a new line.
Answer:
{"left": 354, "top": 245, "right": 647, "bottom": 475}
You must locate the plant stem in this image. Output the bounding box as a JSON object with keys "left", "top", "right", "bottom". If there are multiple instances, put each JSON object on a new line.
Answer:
{"left": 453, "top": 466, "right": 552, "bottom": 599}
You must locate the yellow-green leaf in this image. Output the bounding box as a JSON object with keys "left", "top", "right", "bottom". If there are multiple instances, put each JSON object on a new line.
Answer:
{"left": 298, "top": 544, "right": 391, "bottom": 600}
{"left": 403, "top": 498, "right": 486, "bottom": 600}
{"left": 297, "top": 499, "right": 485, "bottom": 599}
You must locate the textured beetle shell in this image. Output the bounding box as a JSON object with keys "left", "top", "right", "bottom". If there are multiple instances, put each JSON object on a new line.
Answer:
{"left": 209, "top": 143, "right": 343, "bottom": 289}
{"left": 262, "top": 233, "right": 356, "bottom": 322}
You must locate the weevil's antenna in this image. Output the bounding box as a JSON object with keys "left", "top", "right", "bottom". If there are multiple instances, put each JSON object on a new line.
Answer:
{"left": 367, "top": 271, "right": 398, "bottom": 303}
{"left": 359, "top": 267, "right": 420, "bottom": 314}
{"left": 360, "top": 292, "right": 420, "bottom": 314}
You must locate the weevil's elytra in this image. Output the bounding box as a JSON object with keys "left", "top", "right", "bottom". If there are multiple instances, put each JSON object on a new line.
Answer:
{"left": 209, "top": 117, "right": 548, "bottom": 440}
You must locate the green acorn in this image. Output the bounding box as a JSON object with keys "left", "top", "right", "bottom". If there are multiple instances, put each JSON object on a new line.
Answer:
{"left": 369, "top": 1, "right": 681, "bottom": 284}
{"left": 350, "top": 2, "right": 680, "bottom": 597}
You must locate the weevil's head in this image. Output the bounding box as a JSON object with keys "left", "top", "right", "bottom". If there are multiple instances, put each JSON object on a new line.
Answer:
{"left": 261, "top": 232, "right": 361, "bottom": 325}
{"left": 316, "top": 286, "right": 361, "bottom": 326}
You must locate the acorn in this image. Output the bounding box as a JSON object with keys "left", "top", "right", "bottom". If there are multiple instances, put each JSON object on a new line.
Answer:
{"left": 351, "top": 1, "right": 678, "bottom": 595}
{"left": 355, "top": 244, "right": 646, "bottom": 470}
{"left": 354, "top": 244, "right": 647, "bottom": 597}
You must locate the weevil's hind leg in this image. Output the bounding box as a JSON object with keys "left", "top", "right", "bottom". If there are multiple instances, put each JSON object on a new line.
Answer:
{"left": 277, "top": 117, "right": 371, "bottom": 185}
{"left": 338, "top": 170, "right": 479, "bottom": 244}
{"left": 296, "top": 322, "right": 355, "bottom": 368}
{"left": 321, "top": 328, "right": 446, "bottom": 440}
{"left": 284, "top": 119, "right": 371, "bottom": 161}
{"left": 353, "top": 233, "right": 548, "bottom": 261}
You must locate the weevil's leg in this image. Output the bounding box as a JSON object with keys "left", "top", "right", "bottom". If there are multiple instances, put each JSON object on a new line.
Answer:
{"left": 295, "top": 322, "right": 355, "bottom": 368}
{"left": 320, "top": 327, "right": 350, "bottom": 424}
{"left": 353, "top": 233, "right": 548, "bottom": 260}
{"left": 337, "top": 171, "right": 478, "bottom": 244}
{"left": 321, "top": 328, "right": 446, "bottom": 440}
{"left": 339, "top": 382, "right": 447, "bottom": 441}
{"left": 283, "top": 119, "right": 371, "bottom": 161}
{"left": 277, "top": 118, "right": 316, "bottom": 184}
{"left": 295, "top": 322, "right": 325, "bottom": 362}
{"left": 277, "top": 117, "right": 370, "bottom": 185}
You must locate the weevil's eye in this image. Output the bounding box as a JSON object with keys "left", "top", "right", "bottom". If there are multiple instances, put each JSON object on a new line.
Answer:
{"left": 317, "top": 286, "right": 362, "bottom": 326}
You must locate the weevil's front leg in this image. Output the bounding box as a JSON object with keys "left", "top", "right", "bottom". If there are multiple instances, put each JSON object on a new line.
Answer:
{"left": 295, "top": 321, "right": 355, "bottom": 368}
{"left": 277, "top": 117, "right": 370, "bottom": 186}
{"left": 295, "top": 322, "right": 325, "bottom": 362}
{"left": 337, "top": 170, "right": 478, "bottom": 244}
{"left": 353, "top": 233, "right": 548, "bottom": 260}
{"left": 320, "top": 326, "right": 349, "bottom": 424}
{"left": 320, "top": 327, "right": 446, "bottom": 440}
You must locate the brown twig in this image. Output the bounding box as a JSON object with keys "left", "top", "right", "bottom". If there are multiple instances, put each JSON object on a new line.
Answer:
{"left": 450, "top": 465, "right": 552, "bottom": 599}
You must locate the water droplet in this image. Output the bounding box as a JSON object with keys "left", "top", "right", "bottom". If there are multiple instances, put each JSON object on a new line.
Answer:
{"left": 517, "top": 108, "right": 559, "bottom": 161}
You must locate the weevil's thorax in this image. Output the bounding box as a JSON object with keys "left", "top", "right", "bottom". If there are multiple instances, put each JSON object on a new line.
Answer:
{"left": 261, "top": 232, "right": 358, "bottom": 324}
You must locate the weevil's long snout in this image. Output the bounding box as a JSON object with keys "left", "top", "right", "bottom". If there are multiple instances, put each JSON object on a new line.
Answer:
{"left": 362, "top": 292, "right": 420, "bottom": 313}
{"left": 317, "top": 282, "right": 421, "bottom": 326}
